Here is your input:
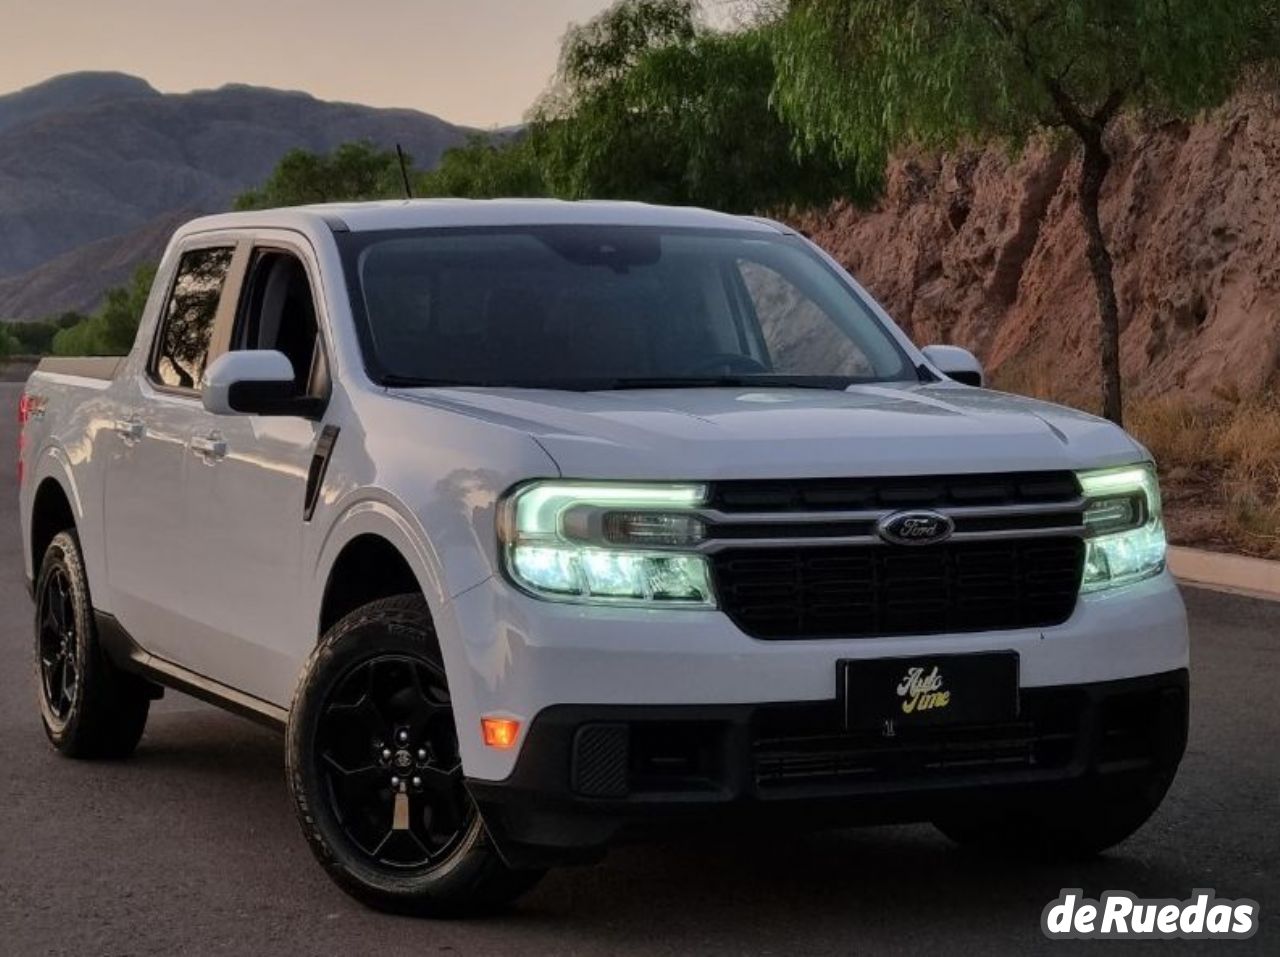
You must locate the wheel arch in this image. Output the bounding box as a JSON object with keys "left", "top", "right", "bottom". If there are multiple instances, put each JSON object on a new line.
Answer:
{"left": 29, "top": 474, "right": 79, "bottom": 574}
{"left": 318, "top": 534, "right": 423, "bottom": 636}
{"left": 311, "top": 495, "right": 453, "bottom": 641}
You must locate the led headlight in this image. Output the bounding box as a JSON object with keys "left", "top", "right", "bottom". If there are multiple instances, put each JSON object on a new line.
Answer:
{"left": 498, "top": 482, "right": 716, "bottom": 607}
{"left": 1077, "top": 464, "right": 1167, "bottom": 593}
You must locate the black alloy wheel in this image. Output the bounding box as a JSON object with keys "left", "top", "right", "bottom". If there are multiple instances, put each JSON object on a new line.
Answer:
{"left": 37, "top": 565, "right": 80, "bottom": 725}
{"left": 287, "top": 594, "right": 543, "bottom": 915}
{"left": 317, "top": 653, "right": 472, "bottom": 868}
{"left": 33, "top": 529, "right": 151, "bottom": 758}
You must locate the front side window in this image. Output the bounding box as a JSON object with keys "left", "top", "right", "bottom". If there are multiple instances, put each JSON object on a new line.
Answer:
{"left": 233, "top": 250, "right": 327, "bottom": 400}
{"left": 151, "top": 247, "right": 234, "bottom": 390}
{"left": 338, "top": 226, "right": 912, "bottom": 389}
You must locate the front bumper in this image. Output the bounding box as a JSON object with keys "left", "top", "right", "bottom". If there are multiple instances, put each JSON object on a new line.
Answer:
{"left": 440, "top": 570, "right": 1189, "bottom": 781}
{"left": 469, "top": 669, "right": 1189, "bottom": 867}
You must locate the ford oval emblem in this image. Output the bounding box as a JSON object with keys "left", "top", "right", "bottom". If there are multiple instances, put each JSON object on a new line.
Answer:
{"left": 876, "top": 510, "right": 955, "bottom": 546}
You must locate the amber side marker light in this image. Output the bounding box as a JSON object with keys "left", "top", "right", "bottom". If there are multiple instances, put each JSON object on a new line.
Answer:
{"left": 481, "top": 717, "right": 521, "bottom": 749}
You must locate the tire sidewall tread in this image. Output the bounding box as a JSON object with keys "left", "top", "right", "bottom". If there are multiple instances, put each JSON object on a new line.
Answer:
{"left": 285, "top": 594, "right": 541, "bottom": 916}
{"left": 34, "top": 529, "right": 149, "bottom": 759}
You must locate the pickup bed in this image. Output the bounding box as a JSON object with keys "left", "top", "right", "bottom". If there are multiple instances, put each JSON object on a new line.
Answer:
{"left": 17, "top": 200, "right": 1188, "bottom": 916}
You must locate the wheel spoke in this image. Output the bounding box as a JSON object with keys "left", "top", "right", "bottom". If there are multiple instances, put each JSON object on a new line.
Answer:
{"left": 368, "top": 827, "right": 397, "bottom": 860}
{"left": 325, "top": 695, "right": 387, "bottom": 740}
{"left": 417, "top": 761, "right": 462, "bottom": 792}
{"left": 315, "top": 651, "right": 472, "bottom": 870}
{"left": 41, "top": 658, "right": 60, "bottom": 707}
{"left": 61, "top": 658, "right": 77, "bottom": 703}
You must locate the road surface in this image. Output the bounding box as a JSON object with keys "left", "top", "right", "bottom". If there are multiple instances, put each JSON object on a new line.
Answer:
{"left": 0, "top": 381, "right": 1275, "bottom": 955}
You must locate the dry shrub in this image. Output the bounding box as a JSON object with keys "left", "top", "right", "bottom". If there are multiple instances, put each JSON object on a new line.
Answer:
{"left": 989, "top": 357, "right": 1096, "bottom": 411}
{"left": 1125, "top": 396, "right": 1223, "bottom": 472}
{"left": 1213, "top": 399, "right": 1280, "bottom": 479}
{"left": 1214, "top": 399, "right": 1280, "bottom": 557}
{"left": 990, "top": 371, "right": 1280, "bottom": 558}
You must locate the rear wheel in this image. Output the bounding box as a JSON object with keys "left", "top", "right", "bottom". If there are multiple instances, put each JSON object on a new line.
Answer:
{"left": 934, "top": 770, "right": 1176, "bottom": 858}
{"left": 35, "top": 530, "right": 150, "bottom": 758}
{"left": 286, "top": 594, "right": 543, "bottom": 916}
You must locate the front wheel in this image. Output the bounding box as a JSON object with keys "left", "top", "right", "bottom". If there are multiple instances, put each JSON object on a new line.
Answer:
{"left": 286, "top": 595, "right": 543, "bottom": 916}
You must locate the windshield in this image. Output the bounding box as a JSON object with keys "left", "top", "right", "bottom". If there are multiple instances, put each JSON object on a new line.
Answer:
{"left": 337, "top": 225, "right": 915, "bottom": 389}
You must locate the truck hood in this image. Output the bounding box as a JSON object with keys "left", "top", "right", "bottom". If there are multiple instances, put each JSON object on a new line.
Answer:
{"left": 390, "top": 382, "right": 1146, "bottom": 480}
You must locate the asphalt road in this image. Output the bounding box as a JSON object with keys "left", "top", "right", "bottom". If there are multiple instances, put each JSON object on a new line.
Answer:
{"left": 0, "top": 380, "right": 1276, "bottom": 955}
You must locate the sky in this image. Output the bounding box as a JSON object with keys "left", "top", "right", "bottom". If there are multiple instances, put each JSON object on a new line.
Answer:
{"left": 1, "top": 0, "right": 632, "bottom": 127}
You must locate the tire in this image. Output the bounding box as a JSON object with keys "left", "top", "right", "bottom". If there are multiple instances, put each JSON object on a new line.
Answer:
{"left": 34, "top": 530, "right": 150, "bottom": 758}
{"left": 286, "top": 594, "right": 544, "bottom": 916}
{"left": 934, "top": 770, "right": 1176, "bottom": 859}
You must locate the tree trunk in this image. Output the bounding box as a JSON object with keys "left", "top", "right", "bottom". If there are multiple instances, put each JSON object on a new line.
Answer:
{"left": 1077, "top": 140, "right": 1123, "bottom": 425}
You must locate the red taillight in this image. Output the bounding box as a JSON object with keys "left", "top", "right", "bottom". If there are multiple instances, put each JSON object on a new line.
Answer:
{"left": 17, "top": 393, "right": 43, "bottom": 485}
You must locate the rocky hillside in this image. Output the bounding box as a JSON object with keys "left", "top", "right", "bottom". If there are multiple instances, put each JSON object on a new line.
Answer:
{"left": 0, "top": 72, "right": 476, "bottom": 317}
{"left": 791, "top": 88, "right": 1280, "bottom": 406}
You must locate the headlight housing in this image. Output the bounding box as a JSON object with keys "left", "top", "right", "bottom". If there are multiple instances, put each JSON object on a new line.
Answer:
{"left": 498, "top": 482, "right": 716, "bottom": 607}
{"left": 1077, "top": 463, "right": 1167, "bottom": 592}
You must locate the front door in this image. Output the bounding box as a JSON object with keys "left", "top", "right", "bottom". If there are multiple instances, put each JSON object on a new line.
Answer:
{"left": 177, "top": 241, "right": 331, "bottom": 704}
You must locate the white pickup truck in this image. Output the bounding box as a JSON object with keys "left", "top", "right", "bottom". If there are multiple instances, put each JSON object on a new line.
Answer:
{"left": 18, "top": 200, "right": 1188, "bottom": 915}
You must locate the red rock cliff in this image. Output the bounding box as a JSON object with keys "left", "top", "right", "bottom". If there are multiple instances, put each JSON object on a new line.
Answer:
{"left": 791, "top": 90, "right": 1280, "bottom": 405}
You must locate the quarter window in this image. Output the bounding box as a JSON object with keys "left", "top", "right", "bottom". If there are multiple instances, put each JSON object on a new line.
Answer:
{"left": 151, "top": 247, "right": 235, "bottom": 390}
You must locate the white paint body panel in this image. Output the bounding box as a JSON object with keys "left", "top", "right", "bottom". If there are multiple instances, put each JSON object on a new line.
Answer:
{"left": 17, "top": 200, "right": 1187, "bottom": 784}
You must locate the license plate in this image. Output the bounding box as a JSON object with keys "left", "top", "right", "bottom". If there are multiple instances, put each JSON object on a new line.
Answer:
{"left": 840, "top": 652, "right": 1019, "bottom": 731}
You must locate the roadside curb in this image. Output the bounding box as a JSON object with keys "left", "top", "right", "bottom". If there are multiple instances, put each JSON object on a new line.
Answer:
{"left": 1169, "top": 546, "right": 1280, "bottom": 602}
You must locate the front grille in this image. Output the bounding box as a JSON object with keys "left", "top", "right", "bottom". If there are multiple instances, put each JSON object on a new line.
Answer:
{"left": 711, "top": 538, "right": 1085, "bottom": 639}
{"left": 751, "top": 688, "right": 1083, "bottom": 789}
{"left": 709, "top": 471, "right": 1080, "bottom": 513}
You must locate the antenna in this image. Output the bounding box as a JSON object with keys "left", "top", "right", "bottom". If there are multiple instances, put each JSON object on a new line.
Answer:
{"left": 395, "top": 143, "right": 414, "bottom": 199}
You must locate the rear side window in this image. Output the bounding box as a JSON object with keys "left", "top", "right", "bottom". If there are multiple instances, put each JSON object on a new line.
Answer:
{"left": 150, "top": 247, "right": 235, "bottom": 390}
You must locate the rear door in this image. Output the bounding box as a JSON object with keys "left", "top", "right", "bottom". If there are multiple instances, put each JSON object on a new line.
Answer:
{"left": 103, "top": 241, "right": 246, "bottom": 663}
{"left": 176, "top": 234, "right": 332, "bottom": 703}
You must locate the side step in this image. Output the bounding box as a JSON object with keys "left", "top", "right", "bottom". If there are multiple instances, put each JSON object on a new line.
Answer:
{"left": 95, "top": 612, "right": 288, "bottom": 730}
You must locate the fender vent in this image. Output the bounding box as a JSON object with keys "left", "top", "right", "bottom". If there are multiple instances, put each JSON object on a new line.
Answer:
{"left": 304, "top": 425, "right": 339, "bottom": 521}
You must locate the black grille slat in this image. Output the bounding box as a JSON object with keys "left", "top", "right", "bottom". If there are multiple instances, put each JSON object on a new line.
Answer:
{"left": 750, "top": 688, "right": 1085, "bottom": 788}
{"left": 707, "top": 472, "right": 1085, "bottom": 640}
{"left": 712, "top": 538, "right": 1084, "bottom": 639}
{"left": 710, "top": 471, "right": 1080, "bottom": 513}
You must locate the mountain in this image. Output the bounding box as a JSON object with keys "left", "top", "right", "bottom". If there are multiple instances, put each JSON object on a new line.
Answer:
{"left": 0, "top": 72, "right": 477, "bottom": 315}
{"left": 0, "top": 71, "right": 159, "bottom": 135}
{"left": 0, "top": 209, "right": 193, "bottom": 318}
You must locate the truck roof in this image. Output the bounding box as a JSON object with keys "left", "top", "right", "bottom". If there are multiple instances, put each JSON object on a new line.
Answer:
{"left": 177, "top": 199, "right": 787, "bottom": 239}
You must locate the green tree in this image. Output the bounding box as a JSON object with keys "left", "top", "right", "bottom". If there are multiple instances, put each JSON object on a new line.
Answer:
{"left": 4, "top": 317, "right": 74, "bottom": 355}
{"left": 533, "top": 0, "right": 856, "bottom": 210}
{"left": 772, "top": 0, "right": 1280, "bottom": 424}
{"left": 239, "top": 1, "right": 857, "bottom": 212}
{"left": 417, "top": 134, "right": 548, "bottom": 198}
{"left": 235, "top": 141, "right": 409, "bottom": 210}
{"left": 52, "top": 263, "right": 158, "bottom": 356}
{"left": 0, "top": 326, "right": 17, "bottom": 358}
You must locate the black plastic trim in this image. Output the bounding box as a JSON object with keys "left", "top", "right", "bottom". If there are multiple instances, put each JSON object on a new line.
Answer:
{"left": 95, "top": 612, "right": 287, "bottom": 730}
{"left": 226, "top": 380, "right": 326, "bottom": 418}
{"left": 304, "top": 425, "right": 339, "bottom": 521}
{"left": 467, "top": 670, "right": 1188, "bottom": 867}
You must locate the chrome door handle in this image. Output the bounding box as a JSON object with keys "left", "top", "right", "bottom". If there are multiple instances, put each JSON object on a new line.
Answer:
{"left": 190, "top": 433, "right": 227, "bottom": 461}
{"left": 112, "top": 418, "right": 144, "bottom": 442}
